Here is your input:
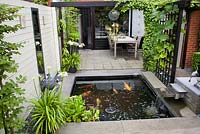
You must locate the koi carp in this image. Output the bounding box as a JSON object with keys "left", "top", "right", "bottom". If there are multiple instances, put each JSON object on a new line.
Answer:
{"left": 123, "top": 81, "right": 132, "bottom": 91}
{"left": 80, "top": 84, "right": 94, "bottom": 89}
{"left": 113, "top": 88, "right": 119, "bottom": 94}
{"left": 96, "top": 98, "right": 101, "bottom": 107}
{"left": 81, "top": 90, "right": 92, "bottom": 97}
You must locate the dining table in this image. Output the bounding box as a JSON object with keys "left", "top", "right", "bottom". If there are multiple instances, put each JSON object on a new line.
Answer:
{"left": 113, "top": 36, "right": 137, "bottom": 59}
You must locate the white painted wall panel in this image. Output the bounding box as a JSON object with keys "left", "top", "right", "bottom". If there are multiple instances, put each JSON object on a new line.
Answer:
{"left": 129, "top": 10, "right": 145, "bottom": 37}
{"left": 0, "top": 0, "right": 60, "bottom": 118}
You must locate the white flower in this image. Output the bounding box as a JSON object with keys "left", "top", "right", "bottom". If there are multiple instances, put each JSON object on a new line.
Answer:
{"left": 60, "top": 72, "right": 68, "bottom": 77}
{"left": 79, "top": 43, "right": 85, "bottom": 48}
{"left": 67, "top": 40, "right": 79, "bottom": 46}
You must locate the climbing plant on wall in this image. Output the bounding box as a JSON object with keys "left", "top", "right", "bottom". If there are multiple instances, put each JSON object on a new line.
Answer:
{"left": 34, "top": 0, "right": 48, "bottom": 5}
{"left": 116, "top": 0, "right": 179, "bottom": 71}
{"left": 63, "top": 0, "right": 80, "bottom": 41}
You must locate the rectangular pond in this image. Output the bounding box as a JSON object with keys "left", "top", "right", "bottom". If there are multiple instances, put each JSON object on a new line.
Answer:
{"left": 71, "top": 75, "right": 174, "bottom": 121}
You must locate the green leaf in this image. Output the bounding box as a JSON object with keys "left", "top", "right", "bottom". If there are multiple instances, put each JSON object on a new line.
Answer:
{"left": 158, "top": 34, "right": 169, "bottom": 42}
{"left": 181, "top": 28, "right": 186, "bottom": 34}
{"left": 160, "top": 52, "right": 167, "bottom": 58}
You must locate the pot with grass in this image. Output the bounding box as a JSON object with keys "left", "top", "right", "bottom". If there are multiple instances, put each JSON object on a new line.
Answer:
{"left": 62, "top": 41, "right": 83, "bottom": 73}
{"left": 62, "top": 52, "right": 80, "bottom": 73}
{"left": 67, "top": 52, "right": 80, "bottom": 73}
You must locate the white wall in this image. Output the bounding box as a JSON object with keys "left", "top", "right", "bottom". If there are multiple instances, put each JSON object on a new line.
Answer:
{"left": 129, "top": 10, "right": 145, "bottom": 37}
{"left": 0, "top": 0, "right": 60, "bottom": 118}
{"left": 177, "top": 10, "right": 186, "bottom": 67}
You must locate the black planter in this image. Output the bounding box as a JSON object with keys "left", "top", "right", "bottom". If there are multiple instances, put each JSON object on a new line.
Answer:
{"left": 68, "top": 67, "right": 77, "bottom": 73}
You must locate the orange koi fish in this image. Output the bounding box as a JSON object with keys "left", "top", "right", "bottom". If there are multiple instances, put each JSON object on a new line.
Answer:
{"left": 81, "top": 91, "right": 92, "bottom": 97}
{"left": 80, "top": 84, "right": 94, "bottom": 89}
{"left": 96, "top": 98, "right": 101, "bottom": 107}
{"left": 87, "top": 104, "right": 95, "bottom": 109}
{"left": 123, "top": 82, "right": 132, "bottom": 91}
{"left": 113, "top": 88, "right": 119, "bottom": 94}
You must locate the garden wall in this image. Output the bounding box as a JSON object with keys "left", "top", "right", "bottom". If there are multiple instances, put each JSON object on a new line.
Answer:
{"left": 185, "top": 10, "right": 200, "bottom": 68}
{"left": 0, "top": 0, "right": 60, "bottom": 118}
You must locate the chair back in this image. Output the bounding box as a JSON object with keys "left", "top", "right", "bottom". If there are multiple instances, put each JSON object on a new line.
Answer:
{"left": 136, "top": 36, "right": 142, "bottom": 48}
{"left": 108, "top": 35, "right": 114, "bottom": 49}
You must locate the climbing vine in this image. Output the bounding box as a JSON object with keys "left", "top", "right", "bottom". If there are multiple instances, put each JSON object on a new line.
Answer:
{"left": 116, "top": 0, "right": 179, "bottom": 71}
{"left": 34, "top": 0, "right": 48, "bottom": 5}
{"left": 191, "top": 0, "right": 200, "bottom": 8}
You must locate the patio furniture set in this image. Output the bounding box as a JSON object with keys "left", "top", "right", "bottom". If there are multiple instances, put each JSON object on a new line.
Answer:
{"left": 108, "top": 34, "right": 142, "bottom": 59}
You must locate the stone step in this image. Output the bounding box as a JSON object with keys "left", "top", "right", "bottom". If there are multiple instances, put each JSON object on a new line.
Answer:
{"left": 170, "top": 83, "right": 187, "bottom": 99}
{"left": 176, "top": 77, "right": 200, "bottom": 96}
{"left": 170, "top": 83, "right": 187, "bottom": 93}
{"left": 142, "top": 71, "right": 174, "bottom": 98}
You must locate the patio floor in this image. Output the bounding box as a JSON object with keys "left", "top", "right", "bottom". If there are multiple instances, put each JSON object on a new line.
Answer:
{"left": 80, "top": 49, "right": 143, "bottom": 70}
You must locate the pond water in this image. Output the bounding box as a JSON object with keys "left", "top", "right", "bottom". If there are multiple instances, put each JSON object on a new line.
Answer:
{"left": 71, "top": 75, "right": 173, "bottom": 121}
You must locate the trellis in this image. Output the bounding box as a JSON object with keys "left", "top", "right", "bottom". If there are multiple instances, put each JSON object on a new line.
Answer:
{"left": 155, "top": 1, "right": 190, "bottom": 85}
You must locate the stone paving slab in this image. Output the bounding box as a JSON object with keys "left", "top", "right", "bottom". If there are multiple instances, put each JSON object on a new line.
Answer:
{"left": 121, "top": 117, "right": 200, "bottom": 131}
{"left": 142, "top": 71, "right": 174, "bottom": 98}
{"left": 123, "top": 128, "right": 200, "bottom": 134}
{"left": 142, "top": 71, "right": 167, "bottom": 89}
{"left": 60, "top": 121, "right": 123, "bottom": 134}
{"left": 80, "top": 50, "right": 143, "bottom": 70}
{"left": 60, "top": 117, "right": 200, "bottom": 134}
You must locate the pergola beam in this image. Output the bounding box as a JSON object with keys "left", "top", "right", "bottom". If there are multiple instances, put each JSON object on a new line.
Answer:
{"left": 51, "top": 1, "right": 116, "bottom": 7}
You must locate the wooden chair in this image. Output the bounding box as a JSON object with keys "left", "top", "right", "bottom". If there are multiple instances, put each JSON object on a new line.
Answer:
{"left": 108, "top": 35, "right": 124, "bottom": 56}
{"left": 127, "top": 36, "right": 142, "bottom": 58}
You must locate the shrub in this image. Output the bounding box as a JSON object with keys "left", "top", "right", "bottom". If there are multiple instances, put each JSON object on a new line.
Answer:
{"left": 64, "top": 95, "right": 99, "bottom": 122}
{"left": 30, "top": 87, "right": 66, "bottom": 134}
{"left": 192, "top": 52, "right": 200, "bottom": 71}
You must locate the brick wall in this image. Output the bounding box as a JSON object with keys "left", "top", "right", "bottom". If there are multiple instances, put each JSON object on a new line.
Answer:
{"left": 185, "top": 10, "right": 200, "bottom": 67}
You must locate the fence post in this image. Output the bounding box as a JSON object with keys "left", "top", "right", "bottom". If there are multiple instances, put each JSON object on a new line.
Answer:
{"left": 170, "top": 2, "right": 185, "bottom": 83}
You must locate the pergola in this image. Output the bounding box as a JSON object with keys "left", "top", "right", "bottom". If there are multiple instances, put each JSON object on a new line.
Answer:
{"left": 50, "top": 0, "right": 193, "bottom": 85}
{"left": 51, "top": 1, "right": 116, "bottom": 50}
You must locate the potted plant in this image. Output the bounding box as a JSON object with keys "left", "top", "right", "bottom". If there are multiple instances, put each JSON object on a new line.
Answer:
{"left": 66, "top": 52, "right": 80, "bottom": 73}
{"left": 62, "top": 41, "right": 83, "bottom": 73}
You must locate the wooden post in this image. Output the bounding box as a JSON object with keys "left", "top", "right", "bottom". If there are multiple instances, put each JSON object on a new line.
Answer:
{"left": 90, "top": 7, "right": 95, "bottom": 49}
{"left": 59, "top": 8, "right": 64, "bottom": 50}
{"left": 130, "top": 9, "right": 133, "bottom": 37}
{"left": 181, "top": 9, "right": 191, "bottom": 69}
{"left": 48, "top": 0, "right": 52, "bottom": 6}
{"left": 58, "top": 7, "right": 64, "bottom": 67}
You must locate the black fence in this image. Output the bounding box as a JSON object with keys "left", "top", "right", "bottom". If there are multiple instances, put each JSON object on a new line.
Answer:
{"left": 155, "top": 1, "right": 190, "bottom": 86}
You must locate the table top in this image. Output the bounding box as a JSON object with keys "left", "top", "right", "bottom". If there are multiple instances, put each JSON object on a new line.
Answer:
{"left": 114, "top": 36, "right": 136, "bottom": 43}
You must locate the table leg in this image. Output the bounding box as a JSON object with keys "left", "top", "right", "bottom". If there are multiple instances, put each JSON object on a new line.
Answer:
{"left": 114, "top": 42, "right": 117, "bottom": 59}
{"left": 135, "top": 43, "right": 137, "bottom": 59}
